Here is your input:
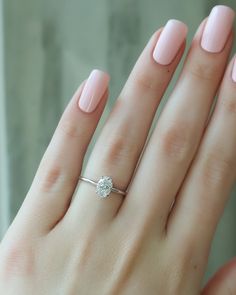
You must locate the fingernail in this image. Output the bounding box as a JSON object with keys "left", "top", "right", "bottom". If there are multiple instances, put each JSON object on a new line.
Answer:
{"left": 78, "top": 69, "right": 110, "bottom": 113}
{"left": 201, "top": 5, "right": 235, "bottom": 53}
{"left": 232, "top": 57, "right": 236, "bottom": 83}
{"left": 153, "top": 19, "right": 188, "bottom": 65}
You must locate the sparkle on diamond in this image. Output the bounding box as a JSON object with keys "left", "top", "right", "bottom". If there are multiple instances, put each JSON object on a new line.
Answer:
{"left": 96, "top": 176, "right": 113, "bottom": 198}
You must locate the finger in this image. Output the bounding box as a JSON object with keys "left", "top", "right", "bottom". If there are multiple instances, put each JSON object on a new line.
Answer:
{"left": 65, "top": 20, "right": 188, "bottom": 227}
{"left": 168, "top": 55, "right": 236, "bottom": 251}
{"left": 119, "top": 6, "right": 235, "bottom": 233}
{"left": 10, "top": 70, "right": 110, "bottom": 235}
{"left": 202, "top": 258, "right": 236, "bottom": 294}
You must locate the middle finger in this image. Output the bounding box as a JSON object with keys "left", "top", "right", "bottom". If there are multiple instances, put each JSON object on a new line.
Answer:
{"left": 120, "top": 6, "right": 235, "bottom": 234}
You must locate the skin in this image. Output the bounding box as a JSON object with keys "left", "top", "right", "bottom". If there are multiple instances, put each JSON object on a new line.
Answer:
{"left": 0, "top": 17, "right": 236, "bottom": 295}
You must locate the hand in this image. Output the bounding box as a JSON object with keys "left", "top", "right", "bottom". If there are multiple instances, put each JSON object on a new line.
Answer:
{"left": 1, "top": 5, "right": 236, "bottom": 295}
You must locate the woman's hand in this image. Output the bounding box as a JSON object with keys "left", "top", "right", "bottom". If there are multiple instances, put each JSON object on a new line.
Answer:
{"left": 0, "top": 5, "right": 236, "bottom": 295}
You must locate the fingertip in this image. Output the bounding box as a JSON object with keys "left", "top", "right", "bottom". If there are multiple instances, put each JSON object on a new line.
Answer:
{"left": 78, "top": 69, "right": 110, "bottom": 113}
{"left": 152, "top": 19, "right": 188, "bottom": 65}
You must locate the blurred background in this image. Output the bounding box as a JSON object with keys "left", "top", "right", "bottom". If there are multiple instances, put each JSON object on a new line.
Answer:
{"left": 0, "top": 0, "right": 236, "bottom": 281}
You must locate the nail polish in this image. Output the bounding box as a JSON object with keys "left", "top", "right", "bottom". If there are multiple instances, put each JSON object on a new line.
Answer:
{"left": 232, "top": 57, "right": 236, "bottom": 83}
{"left": 153, "top": 19, "right": 188, "bottom": 65}
{"left": 79, "top": 69, "right": 110, "bottom": 113}
{"left": 201, "top": 5, "right": 235, "bottom": 53}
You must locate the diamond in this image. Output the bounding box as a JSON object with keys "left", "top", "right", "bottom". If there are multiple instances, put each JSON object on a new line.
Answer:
{"left": 96, "top": 176, "right": 113, "bottom": 198}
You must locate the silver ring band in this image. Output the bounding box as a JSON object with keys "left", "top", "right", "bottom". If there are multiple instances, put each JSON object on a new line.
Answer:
{"left": 79, "top": 176, "right": 126, "bottom": 198}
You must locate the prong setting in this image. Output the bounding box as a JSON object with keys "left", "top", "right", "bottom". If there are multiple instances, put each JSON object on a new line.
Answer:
{"left": 96, "top": 176, "right": 113, "bottom": 198}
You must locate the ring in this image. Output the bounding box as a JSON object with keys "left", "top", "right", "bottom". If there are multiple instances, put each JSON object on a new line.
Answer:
{"left": 79, "top": 176, "right": 126, "bottom": 198}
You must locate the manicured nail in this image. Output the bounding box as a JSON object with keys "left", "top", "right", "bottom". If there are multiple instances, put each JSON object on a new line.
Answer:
{"left": 79, "top": 69, "right": 110, "bottom": 113}
{"left": 232, "top": 57, "right": 236, "bottom": 83}
{"left": 153, "top": 19, "right": 188, "bottom": 65}
{"left": 201, "top": 5, "right": 235, "bottom": 53}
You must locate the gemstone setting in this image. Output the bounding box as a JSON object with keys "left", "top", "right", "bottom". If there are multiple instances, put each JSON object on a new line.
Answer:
{"left": 96, "top": 176, "right": 113, "bottom": 198}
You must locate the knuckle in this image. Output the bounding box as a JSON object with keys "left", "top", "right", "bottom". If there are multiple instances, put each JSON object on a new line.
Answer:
{"left": 58, "top": 118, "right": 79, "bottom": 139}
{"left": 38, "top": 163, "right": 77, "bottom": 193}
{"left": 102, "top": 132, "right": 138, "bottom": 166}
{"left": 159, "top": 123, "right": 192, "bottom": 162}
{"left": 201, "top": 150, "right": 234, "bottom": 186}
{"left": 134, "top": 72, "right": 165, "bottom": 94}
{"left": 0, "top": 241, "right": 35, "bottom": 277}
{"left": 187, "top": 61, "right": 219, "bottom": 82}
{"left": 38, "top": 164, "right": 62, "bottom": 192}
{"left": 220, "top": 96, "right": 236, "bottom": 115}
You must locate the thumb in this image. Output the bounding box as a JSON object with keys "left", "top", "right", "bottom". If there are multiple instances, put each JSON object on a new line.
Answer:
{"left": 202, "top": 258, "right": 236, "bottom": 294}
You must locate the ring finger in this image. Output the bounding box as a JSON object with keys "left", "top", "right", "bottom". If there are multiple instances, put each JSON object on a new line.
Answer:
{"left": 66, "top": 20, "right": 188, "bottom": 225}
{"left": 119, "top": 6, "right": 235, "bottom": 234}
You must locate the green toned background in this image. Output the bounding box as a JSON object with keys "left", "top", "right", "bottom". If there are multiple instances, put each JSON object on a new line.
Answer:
{"left": 0, "top": 0, "right": 236, "bottom": 281}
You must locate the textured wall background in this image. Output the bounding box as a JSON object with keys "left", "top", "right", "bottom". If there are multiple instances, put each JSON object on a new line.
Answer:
{"left": 1, "top": 0, "right": 236, "bottom": 280}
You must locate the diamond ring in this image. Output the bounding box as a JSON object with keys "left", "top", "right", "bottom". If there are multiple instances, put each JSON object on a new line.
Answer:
{"left": 79, "top": 176, "right": 126, "bottom": 198}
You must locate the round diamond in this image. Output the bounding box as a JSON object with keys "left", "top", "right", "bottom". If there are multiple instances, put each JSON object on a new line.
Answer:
{"left": 96, "top": 176, "right": 113, "bottom": 198}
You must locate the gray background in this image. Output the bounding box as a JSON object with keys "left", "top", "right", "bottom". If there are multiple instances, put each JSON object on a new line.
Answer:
{"left": 0, "top": 0, "right": 236, "bottom": 280}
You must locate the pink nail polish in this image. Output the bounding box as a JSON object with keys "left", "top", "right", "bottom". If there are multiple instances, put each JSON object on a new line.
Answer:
{"left": 79, "top": 69, "right": 110, "bottom": 113}
{"left": 153, "top": 19, "right": 188, "bottom": 65}
{"left": 232, "top": 57, "right": 236, "bottom": 83}
{"left": 201, "top": 5, "right": 235, "bottom": 53}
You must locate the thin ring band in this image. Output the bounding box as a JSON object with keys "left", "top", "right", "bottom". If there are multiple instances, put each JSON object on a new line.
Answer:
{"left": 79, "top": 176, "right": 126, "bottom": 198}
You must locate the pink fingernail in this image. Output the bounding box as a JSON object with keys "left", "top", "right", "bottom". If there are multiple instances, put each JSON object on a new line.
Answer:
{"left": 201, "top": 5, "right": 235, "bottom": 53}
{"left": 232, "top": 57, "right": 236, "bottom": 83}
{"left": 153, "top": 19, "right": 188, "bottom": 65}
{"left": 78, "top": 69, "right": 110, "bottom": 113}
